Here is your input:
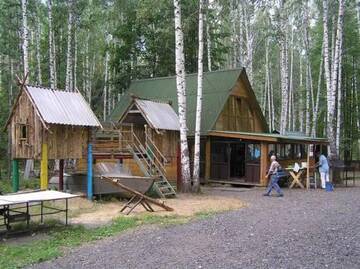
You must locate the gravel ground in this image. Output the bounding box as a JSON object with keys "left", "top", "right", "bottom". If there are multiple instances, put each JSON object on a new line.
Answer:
{"left": 29, "top": 187, "right": 360, "bottom": 269}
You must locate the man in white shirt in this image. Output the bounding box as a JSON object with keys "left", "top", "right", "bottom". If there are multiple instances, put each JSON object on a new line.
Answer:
{"left": 316, "top": 152, "right": 330, "bottom": 189}
{"left": 263, "top": 155, "right": 284, "bottom": 197}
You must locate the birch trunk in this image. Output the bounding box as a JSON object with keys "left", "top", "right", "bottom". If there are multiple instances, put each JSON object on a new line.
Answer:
{"left": 73, "top": 30, "right": 77, "bottom": 90}
{"left": 103, "top": 51, "right": 109, "bottom": 121}
{"left": 35, "top": 15, "right": 42, "bottom": 85}
{"left": 279, "top": 35, "right": 289, "bottom": 135}
{"left": 85, "top": 33, "right": 91, "bottom": 103}
{"left": 305, "top": 64, "right": 311, "bottom": 136}
{"left": 192, "top": 0, "right": 205, "bottom": 192}
{"left": 65, "top": 0, "right": 73, "bottom": 91}
{"left": 206, "top": 15, "right": 212, "bottom": 71}
{"left": 265, "top": 39, "right": 272, "bottom": 131}
{"left": 21, "top": 0, "right": 29, "bottom": 79}
{"left": 243, "top": 3, "right": 253, "bottom": 83}
{"left": 328, "top": 0, "right": 345, "bottom": 160}
{"left": 288, "top": 28, "right": 294, "bottom": 131}
{"left": 335, "top": 39, "right": 343, "bottom": 156}
{"left": 174, "top": 0, "right": 191, "bottom": 192}
{"left": 299, "top": 56, "right": 304, "bottom": 133}
{"left": 48, "top": 0, "right": 56, "bottom": 88}
{"left": 312, "top": 44, "right": 324, "bottom": 137}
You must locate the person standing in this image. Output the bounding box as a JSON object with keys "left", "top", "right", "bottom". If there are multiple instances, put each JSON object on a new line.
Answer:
{"left": 263, "top": 155, "right": 284, "bottom": 197}
{"left": 316, "top": 152, "right": 330, "bottom": 189}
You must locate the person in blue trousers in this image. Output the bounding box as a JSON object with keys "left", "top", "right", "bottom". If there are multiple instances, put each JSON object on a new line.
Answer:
{"left": 263, "top": 155, "right": 284, "bottom": 197}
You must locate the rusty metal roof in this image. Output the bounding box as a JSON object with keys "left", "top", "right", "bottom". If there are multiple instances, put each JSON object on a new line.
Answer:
{"left": 26, "top": 85, "right": 101, "bottom": 127}
{"left": 134, "top": 99, "right": 180, "bottom": 131}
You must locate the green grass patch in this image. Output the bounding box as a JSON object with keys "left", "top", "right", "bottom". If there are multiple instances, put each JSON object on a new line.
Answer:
{"left": 0, "top": 210, "right": 216, "bottom": 269}
{"left": 0, "top": 178, "right": 40, "bottom": 194}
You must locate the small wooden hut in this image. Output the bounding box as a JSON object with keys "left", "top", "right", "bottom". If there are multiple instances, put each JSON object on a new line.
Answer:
{"left": 5, "top": 84, "right": 101, "bottom": 193}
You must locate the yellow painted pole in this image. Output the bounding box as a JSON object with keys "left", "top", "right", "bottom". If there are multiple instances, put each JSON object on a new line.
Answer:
{"left": 40, "top": 143, "right": 48, "bottom": 190}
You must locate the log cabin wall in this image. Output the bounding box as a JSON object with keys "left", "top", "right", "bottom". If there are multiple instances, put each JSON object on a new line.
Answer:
{"left": 10, "top": 90, "right": 43, "bottom": 159}
{"left": 46, "top": 124, "right": 88, "bottom": 160}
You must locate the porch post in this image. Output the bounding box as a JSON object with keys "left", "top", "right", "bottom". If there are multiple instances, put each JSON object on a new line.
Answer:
{"left": 204, "top": 137, "right": 211, "bottom": 183}
{"left": 12, "top": 159, "right": 19, "bottom": 192}
{"left": 87, "top": 143, "right": 93, "bottom": 200}
{"left": 59, "top": 159, "right": 64, "bottom": 191}
{"left": 40, "top": 143, "right": 48, "bottom": 190}
{"left": 260, "top": 142, "right": 269, "bottom": 186}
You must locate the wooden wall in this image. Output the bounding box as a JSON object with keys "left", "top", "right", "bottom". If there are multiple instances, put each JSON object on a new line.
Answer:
{"left": 10, "top": 90, "right": 90, "bottom": 160}
{"left": 213, "top": 78, "right": 267, "bottom": 133}
{"left": 10, "top": 90, "right": 42, "bottom": 159}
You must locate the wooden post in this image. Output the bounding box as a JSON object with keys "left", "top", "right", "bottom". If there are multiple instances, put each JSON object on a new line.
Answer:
{"left": 204, "top": 137, "right": 211, "bottom": 183}
{"left": 87, "top": 143, "right": 93, "bottom": 200}
{"left": 59, "top": 159, "right": 64, "bottom": 191}
{"left": 306, "top": 144, "right": 311, "bottom": 190}
{"left": 40, "top": 143, "right": 48, "bottom": 190}
{"left": 12, "top": 159, "right": 19, "bottom": 192}
{"left": 260, "top": 142, "right": 269, "bottom": 186}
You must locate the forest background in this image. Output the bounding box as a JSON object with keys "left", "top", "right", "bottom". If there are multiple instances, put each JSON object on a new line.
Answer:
{"left": 0, "top": 0, "right": 359, "bottom": 178}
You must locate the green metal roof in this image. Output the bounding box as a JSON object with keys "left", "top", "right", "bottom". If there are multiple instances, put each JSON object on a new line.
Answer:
{"left": 110, "top": 68, "right": 246, "bottom": 135}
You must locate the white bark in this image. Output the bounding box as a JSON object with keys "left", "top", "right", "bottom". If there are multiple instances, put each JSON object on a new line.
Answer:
{"left": 85, "top": 33, "right": 91, "bottom": 103}
{"left": 65, "top": 0, "right": 73, "bottom": 91}
{"left": 206, "top": 17, "right": 212, "bottom": 71}
{"left": 299, "top": 55, "right": 304, "bottom": 133}
{"left": 243, "top": 2, "right": 254, "bottom": 83}
{"left": 279, "top": 34, "right": 289, "bottom": 135}
{"left": 73, "top": 30, "right": 77, "bottom": 90}
{"left": 312, "top": 44, "right": 324, "bottom": 137}
{"left": 328, "top": 0, "right": 345, "bottom": 160}
{"left": 335, "top": 39, "right": 343, "bottom": 155}
{"left": 21, "top": 0, "right": 29, "bottom": 80}
{"left": 305, "top": 63, "right": 311, "bottom": 136}
{"left": 103, "top": 51, "right": 109, "bottom": 121}
{"left": 192, "top": 0, "right": 205, "bottom": 192}
{"left": 35, "top": 15, "right": 42, "bottom": 85}
{"left": 48, "top": 0, "right": 56, "bottom": 88}
{"left": 288, "top": 28, "right": 294, "bottom": 131}
{"left": 265, "top": 39, "right": 272, "bottom": 131}
{"left": 174, "top": 0, "right": 191, "bottom": 192}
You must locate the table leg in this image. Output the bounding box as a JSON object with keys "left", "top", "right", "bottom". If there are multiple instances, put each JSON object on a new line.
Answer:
{"left": 65, "top": 199, "right": 68, "bottom": 226}
{"left": 40, "top": 201, "right": 44, "bottom": 224}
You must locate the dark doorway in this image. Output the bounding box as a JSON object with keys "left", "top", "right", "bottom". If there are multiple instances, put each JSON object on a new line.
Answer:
{"left": 230, "top": 143, "right": 246, "bottom": 178}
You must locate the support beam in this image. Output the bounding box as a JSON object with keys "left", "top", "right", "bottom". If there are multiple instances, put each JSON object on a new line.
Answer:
{"left": 260, "top": 142, "right": 269, "bottom": 186}
{"left": 87, "top": 143, "right": 93, "bottom": 200}
{"left": 59, "top": 159, "right": 64, "bottom": 191}
{"left": 40, "top": 143, "right": 48, "bottom": 190}
{"left": 12, "top": 159, "right": 19, "bottom": 192}
{"left": 204, "top": 137, "right": 211, "bottom": 183}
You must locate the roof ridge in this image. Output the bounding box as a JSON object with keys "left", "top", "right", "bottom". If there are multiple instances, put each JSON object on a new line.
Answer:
{"left": 131, "top": 68, "right": 244, "bottom": 83}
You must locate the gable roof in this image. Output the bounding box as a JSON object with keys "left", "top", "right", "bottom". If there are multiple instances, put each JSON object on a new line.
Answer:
{"left": 6, "top": 85, "right": 101, "bottom": 128}
{"left": 110, "top": 68, "right": 267, "bottom": 135}
{"left": 121, "top": 99, "right": 180, "bottom": 131}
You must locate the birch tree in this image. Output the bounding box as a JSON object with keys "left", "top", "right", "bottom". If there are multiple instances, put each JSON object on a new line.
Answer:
{"left": 193, "top": 0, "right": 205, "bottom": 192}
{"left": 48, "top": 0, "right": 56, "bottom": 89}
{"left": 35, "top": 13, "right": 42, "bottom": 85}
{"left": 279, "top": 1, "right": 289, "bottom": 135}
{"left": 21, "top": 0, "right": 29, "bottom": 80}
{"left": 65, "top": 0, "right": 74, "bottom": 91}
{"left": 174, "top": 0, "right": 191, "bottom": 192}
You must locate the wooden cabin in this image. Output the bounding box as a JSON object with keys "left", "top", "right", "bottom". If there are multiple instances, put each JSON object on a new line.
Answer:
{"left": 110, "top": 68, "right": 327, "bottom": 187}
{"left": 5, "top": 85, "right": 101, "bottom": 191}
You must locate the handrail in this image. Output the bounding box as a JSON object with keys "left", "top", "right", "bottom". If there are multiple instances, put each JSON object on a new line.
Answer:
{"left": 145, "top": 129, "right": 168, "bottom": 164}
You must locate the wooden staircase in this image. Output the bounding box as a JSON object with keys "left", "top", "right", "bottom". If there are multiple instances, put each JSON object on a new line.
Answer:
{"left": 119, "top": 126, "right": 176, "bottom": 198}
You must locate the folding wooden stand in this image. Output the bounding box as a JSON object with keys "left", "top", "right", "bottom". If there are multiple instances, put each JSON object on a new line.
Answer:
{"left": 102, "top": 176, "right": 174, "bottom": 215}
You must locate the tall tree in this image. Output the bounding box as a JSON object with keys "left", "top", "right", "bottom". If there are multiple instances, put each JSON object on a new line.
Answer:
{"left": 21, "top": 0, "right": 29, "bottom": 80}
{"left": 174, "top": 0, "right": 191, "bottom": 192}
{"left": 65, "top": 0, "right": 74, "bottom": 91}
{"left": 193, "top": 0, "right": 205, "bottom": 192}
{"left": 48, "top": 0, "right": 56, "bottom": 89}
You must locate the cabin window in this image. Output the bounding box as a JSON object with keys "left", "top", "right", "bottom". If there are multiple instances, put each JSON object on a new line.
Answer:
{"left": 19, "top": 124, "right": 28, "bottom": 141}
{"left": 269, "top": 143, "right": 307, "bottom": 160}
{"left": 247, "top": 143, "right": 260, "bottom": 161}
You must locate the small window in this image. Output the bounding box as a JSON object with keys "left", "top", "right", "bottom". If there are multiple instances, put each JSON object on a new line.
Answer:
{"left": 19, "top": 124, "right": 28, "bottom": 141}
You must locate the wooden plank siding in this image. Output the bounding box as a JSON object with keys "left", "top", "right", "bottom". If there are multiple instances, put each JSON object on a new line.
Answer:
{"left": 10, "top": 90, "right": 90, "bottom": 160}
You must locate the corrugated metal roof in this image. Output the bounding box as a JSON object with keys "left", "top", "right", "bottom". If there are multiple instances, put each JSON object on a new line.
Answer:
{"left": 26, "top": 86, "right": 101, "bottom": 127}
{"left": 110, "top": 68, "right": 266, "bottom": 135}
{"left": 135, "top": 99, "right": 180, "bottom": 131}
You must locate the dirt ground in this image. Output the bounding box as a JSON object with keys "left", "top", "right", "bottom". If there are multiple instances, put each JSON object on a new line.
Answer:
{"left": 68, "top": 187, "right": 246, "bottom": 227}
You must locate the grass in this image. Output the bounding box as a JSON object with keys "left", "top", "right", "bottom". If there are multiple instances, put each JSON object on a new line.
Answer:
{"left": 0, "top": 178, "right": 40, "bottom": 194}
{"left": 0, "top": 211, "right": 219, "bottom": 269}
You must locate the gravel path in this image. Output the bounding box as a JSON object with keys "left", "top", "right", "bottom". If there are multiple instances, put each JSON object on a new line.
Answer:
{"left": 29, "top": 187, "right": 360, "bottom": 269}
